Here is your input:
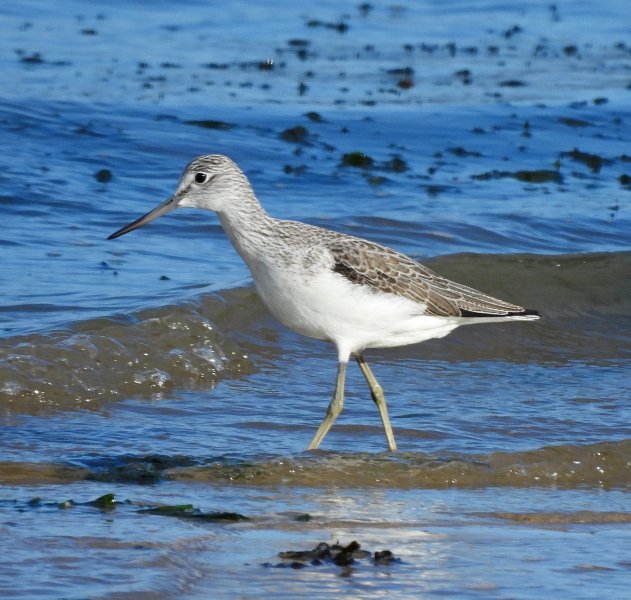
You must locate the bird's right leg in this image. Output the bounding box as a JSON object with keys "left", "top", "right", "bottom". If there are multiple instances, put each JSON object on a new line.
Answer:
{"left": 307, "top": 360, "right": 347, "bottom": 450}
{"left": 355, "top": 354, "right": 397, "bottom": 451}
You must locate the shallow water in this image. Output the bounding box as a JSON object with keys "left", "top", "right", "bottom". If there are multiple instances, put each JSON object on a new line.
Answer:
{"left": 1, "top": 1, "right": 630, "bottom": 598}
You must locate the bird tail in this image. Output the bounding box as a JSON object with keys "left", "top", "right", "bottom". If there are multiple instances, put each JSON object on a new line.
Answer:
{"left": 460, "top": 307, "right": 540, "bottom": 320}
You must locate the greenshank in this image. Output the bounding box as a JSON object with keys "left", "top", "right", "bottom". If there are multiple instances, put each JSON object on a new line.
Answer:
{"left": 108, "top": 154, "right": 539, "bottom": 451}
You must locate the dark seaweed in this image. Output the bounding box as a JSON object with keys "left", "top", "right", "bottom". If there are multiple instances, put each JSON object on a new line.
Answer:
{"left": 266, "top": 540, "right": 401, "bottom": 570}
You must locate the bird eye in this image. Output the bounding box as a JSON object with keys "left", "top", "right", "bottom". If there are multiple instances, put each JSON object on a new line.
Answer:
{"left": 195, "top": 172, "right": 207, "bottom": 184}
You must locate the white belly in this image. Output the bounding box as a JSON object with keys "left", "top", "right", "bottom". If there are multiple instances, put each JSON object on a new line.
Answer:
{"left": 249, "top": 259, "right": 460, "bottom": 358}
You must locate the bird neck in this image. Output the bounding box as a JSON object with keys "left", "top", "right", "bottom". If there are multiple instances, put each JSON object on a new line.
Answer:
{"left": 217, "top": 189, "right": 276, "bottom": 264}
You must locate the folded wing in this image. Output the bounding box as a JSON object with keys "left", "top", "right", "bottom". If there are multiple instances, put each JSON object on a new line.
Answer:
{"left": 327, "top": 236, "right": 538, "bottom": 318}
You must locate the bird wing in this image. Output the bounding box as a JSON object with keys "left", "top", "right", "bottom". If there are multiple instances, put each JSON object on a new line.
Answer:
{"left": 325, "top": 235, "right": 533, "bottom": 318}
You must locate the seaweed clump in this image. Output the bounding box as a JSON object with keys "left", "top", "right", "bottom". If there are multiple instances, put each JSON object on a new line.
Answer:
{"left": 264, "top": 540, "right": 401, "bottom": 569}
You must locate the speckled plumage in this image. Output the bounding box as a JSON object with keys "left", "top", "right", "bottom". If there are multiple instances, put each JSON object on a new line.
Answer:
{"left": 109, "top": 154, "right": 540, "bottom": 452}
{"left": 292, "top": 226, "right": 532, "bottom": 318}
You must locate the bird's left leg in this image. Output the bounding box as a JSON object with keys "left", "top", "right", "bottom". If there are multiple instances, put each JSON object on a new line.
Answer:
{"left": 355, "top": 355, "right": 397, "bottom": 451}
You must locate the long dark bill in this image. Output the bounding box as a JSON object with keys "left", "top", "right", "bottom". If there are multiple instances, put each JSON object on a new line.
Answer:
{"left": 107, "top": 196, "right": 176, "bottom": 240}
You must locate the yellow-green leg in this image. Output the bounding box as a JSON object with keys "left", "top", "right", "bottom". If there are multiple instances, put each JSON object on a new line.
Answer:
{"left": 355, "top": 355, "right": 397, "bottom": 451}
{"left": 307, "top": 361, "right": 347, "bottom": 450}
